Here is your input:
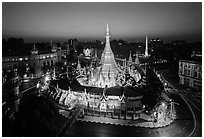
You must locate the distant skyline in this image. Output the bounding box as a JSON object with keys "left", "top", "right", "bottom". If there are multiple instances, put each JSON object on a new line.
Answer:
{"left": 2, "top": 2, "right": 202, "bottom": 43}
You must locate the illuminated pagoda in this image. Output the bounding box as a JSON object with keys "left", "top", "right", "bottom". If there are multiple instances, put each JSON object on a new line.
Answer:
{"left": 87, "top": 24, "right": 122, "bottom": 88}
{"left": 77, "top": 24, "right": 144, "bottom": 88}
{"left": 98, "top": 24, "right": 121, "bottom": 87}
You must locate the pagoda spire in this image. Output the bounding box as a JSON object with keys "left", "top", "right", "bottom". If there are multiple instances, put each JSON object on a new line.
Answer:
{"left": 135, "top": 52, "right": 140, "bottom": 65}
{"left": 100, "top": 24, "right": 119, "bottom": 76}
{"left": 128, "top": 51, "right": 133, "bottom": 65}
{"left": 106, "top": 23, "right": 110, "bottom": 37}
{"left": 94, "top": 49, "right": 97, "bottom": 58}
{"left": 77, "top": 58, "right": 81, "bottom": 74}
{"left": 145, "top": 36, "right": 149, "bottom": 57}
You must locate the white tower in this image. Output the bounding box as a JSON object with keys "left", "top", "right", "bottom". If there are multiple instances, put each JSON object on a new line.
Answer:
{"left": 145, "top": 36, "right": 148, "bottom": 57}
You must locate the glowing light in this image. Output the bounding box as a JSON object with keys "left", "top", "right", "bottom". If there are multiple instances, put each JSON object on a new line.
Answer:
{"left": 36, "top": 82, "right": 40, "bottom": 88}
{"left": 45, "top": 76, "right": 50, "bottom": 82}
{"left": 161, "top": 102, "right": 166, "bottom": 107}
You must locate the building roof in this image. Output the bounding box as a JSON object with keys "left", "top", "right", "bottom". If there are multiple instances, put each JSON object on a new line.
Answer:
{"left": 179, "top": 57, "right": 202, "bottom": 64}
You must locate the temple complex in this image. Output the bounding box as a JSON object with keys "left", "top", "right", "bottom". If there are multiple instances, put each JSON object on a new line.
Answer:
{"left": 77, "top": 24, "right": 146, "bottom": 88}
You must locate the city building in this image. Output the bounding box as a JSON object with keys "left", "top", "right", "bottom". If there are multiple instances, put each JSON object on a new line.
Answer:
{"left": 61, "top": 42, "right": 70, "bottom": 58}
{"left": 178, "top": 58, "right": 202, "bottom": 91}
{"left": 150, "top": 38, "right": 163, "bottom": 50}
{"left": 171, "top": 40, "right": 186, "bottom": 47}
{"left": 2, "top": 44, "right": 61, "bottom": 77}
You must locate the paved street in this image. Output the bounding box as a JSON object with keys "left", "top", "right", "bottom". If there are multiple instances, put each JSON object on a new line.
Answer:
{"left": 161, "top": 70, "right": 202, "bottom": 137}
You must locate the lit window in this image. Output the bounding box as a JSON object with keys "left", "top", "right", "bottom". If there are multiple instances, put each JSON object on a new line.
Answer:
{"left": 25, "top": 57, "right": 28, "bottom": 60}
{"left": 43, "top": 56, "right": 45, "bottom": 59}
{"left": 19, "top": 58, "right": 23, "bottom": 61}
{"left": 47, "top": 56, "right": 49, "bottom": 58}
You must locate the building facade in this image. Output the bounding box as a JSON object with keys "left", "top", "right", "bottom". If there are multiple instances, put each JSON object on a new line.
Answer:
{"left": 2, "top": 44, "right": 61, "bottom": 77}
{"left": 179, "top": 59, "right": 202, "bottom": 90}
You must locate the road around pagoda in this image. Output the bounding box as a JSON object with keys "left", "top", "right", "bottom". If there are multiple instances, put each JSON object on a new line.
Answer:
{"left": 160, "top": 70, "right": 202, "bottom": 137}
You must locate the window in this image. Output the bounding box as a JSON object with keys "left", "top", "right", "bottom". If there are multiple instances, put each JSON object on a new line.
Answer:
{"left": 194, "top": 80, "right": 201, "bottom": 90}
{"left": 184, "top": 64, "right": 188, "bottom": 75}
{"left": 51, "top": 60, "right": 53, "bottom": 66}
{"left": 198, "top": 69, "right": 201, "bottom": 79}
{"left": 194, "top": 66, "right": 198, "bottom": 78}
{"left": 179, "top": 62, "right": 183, "bottom": 75}
{"left": 187, "top": 69, "right": 191, "bottom": 77}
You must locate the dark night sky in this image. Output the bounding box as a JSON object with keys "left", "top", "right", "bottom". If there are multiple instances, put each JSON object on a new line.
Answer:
{"left": 2, "top": 2, "right": 202, "bottom": 43}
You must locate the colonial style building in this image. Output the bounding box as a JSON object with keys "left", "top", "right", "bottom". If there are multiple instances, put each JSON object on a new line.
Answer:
{"left": 179, "top": 59, "right": 202, "bottom": 90}
{"left": 2, "top": 44, "right": 61, "bottom": 76}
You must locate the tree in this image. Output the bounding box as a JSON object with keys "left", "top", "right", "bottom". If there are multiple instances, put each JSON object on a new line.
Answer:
{"left": 54, "top": 61, "right": 65, "bottom": 74}
{"left": 41, "top": 65, "right": 52, "bottom": 74}
{"left": 29, "top": 67, "right": 35, "bottom": 75}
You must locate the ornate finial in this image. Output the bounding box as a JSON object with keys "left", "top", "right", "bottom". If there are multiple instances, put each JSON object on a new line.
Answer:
{"left": 31, "top": 44, "right": 38, "bottom": 54}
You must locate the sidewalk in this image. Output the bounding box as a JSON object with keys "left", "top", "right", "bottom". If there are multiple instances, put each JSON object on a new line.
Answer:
{"left": 77, "top": 114, "right": 173, "bottom": 128}
{"left": 59, "top": 109, "right": 173, "bottom": 128}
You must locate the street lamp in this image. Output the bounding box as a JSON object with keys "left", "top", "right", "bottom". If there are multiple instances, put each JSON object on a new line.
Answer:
{"left": 161, "top": 102, "right": 166, "bottom": 107}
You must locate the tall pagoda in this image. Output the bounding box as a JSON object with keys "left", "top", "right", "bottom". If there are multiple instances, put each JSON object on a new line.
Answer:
{"left": 95, "top": 24, "right": 120, "bottom": 87}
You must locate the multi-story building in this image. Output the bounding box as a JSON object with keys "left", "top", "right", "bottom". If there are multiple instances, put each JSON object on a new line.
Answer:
{"left": 178, "top": 58, "right": 202, "bottom": 90}
{"left": 171, "top": 40, "right": 186, "bottom": 47}
{"left": 2, "top": 44, "right": 61, "bottom": 77}
{"left": 61, "top": 42, "right": 70, "bottom": 58}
